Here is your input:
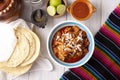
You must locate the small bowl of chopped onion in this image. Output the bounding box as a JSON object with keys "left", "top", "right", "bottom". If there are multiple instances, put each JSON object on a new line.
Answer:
{"left": 47, "top": 21, "right": 94, "bottom": 68}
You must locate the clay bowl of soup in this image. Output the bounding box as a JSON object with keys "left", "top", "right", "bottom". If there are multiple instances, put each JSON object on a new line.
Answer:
{"left": 47, "top": 21, "right": 94, "bottom": 68}
{"left": 67, "top": 0, "right": 96, "bottom": 20}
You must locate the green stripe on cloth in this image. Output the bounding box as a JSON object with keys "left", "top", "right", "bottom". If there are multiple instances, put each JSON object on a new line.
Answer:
{"left": 105, "top": 21, "right": 120, "bottom": 33}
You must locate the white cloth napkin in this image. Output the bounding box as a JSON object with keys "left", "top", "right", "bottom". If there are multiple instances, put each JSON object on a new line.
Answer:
{"left": 0, "top": 19, "right": 53, "bottom": 80}
{"left": 0, "top": 25, "right": 17, "bottom": 62}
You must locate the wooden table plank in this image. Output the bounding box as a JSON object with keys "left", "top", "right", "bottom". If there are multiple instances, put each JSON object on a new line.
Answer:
{"left": 83, "top": 0, "right": 101, "bottom": 36}
{"left": 13, "top": 0, "right": 120, "bottom": 80}
{"left": 101, "top": 0, "right": 120, "bottom": 23}
{"left": 13, "top": 73, "right": 29, "bottom": 80}
{"left": 28, "top": 0, "right": 67, "bottom": 79}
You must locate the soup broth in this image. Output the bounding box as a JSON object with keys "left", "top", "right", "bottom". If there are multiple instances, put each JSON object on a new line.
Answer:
{"left": 73, "top": 2, "right": 89, "bottom": 18}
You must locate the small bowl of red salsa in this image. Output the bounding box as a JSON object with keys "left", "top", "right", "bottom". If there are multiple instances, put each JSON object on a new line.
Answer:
{"left": 47, "top": 21, "right": 94, "bottom": 68}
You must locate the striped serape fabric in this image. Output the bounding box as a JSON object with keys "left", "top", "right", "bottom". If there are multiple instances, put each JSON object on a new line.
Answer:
{"left": 60, "top": 4, "right": 120, "bottom": 80}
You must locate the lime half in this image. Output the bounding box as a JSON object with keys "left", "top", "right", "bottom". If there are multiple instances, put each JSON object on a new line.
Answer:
{"left": 47, "top": 6, "right": 56, "bottom": 16}
{"left": 57, "top": 4, "right": 66, "bottom": 15}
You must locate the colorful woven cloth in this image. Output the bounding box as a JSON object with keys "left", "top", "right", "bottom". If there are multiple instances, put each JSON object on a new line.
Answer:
{"left": 60, "top": 5, "right": 120, "bottom": 80}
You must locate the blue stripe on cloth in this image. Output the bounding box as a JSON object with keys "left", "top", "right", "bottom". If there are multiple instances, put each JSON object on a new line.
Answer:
{"left": 62, "top": 71, "right": 81, "bottom": 80}
{"left": 86, "top": 57, "right": 117, "bottom": 79}
{"left": 109, "top": 12, "right": 120, "bottom": 27}
{"left": 70, "top": 71, "right": 82, "bottom": 80}
{"left": 96, "top": 32, "right": 120, "bottom": 57}
{"left": 112, "top": 12, "right": 120, "bottom": 20}
{"left": 106, "top": 20, "right": 120, "bottom": 33}
{"left": 107, "top": 19, "right": 120, "bottom": 31}
{"left": 95, "top": 40, "right": 120, "bottom": 66}
{"left": 95, "top": 33, "right": 120, "bottom": 65}
{"left": 60, "top": 76, "right": 66, "bottom": 80}
{"left": 92, "top": 57, "right": 118, "bottom": 80}
{"left": 83, "top": 63, "right": 105, "bottom": 79}
{"left": 62, "top": 76, "right": 68, "bottom": 80}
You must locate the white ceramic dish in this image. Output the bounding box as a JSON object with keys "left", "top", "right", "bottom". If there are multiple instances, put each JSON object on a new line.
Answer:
{"left": 47, "top": 21, "right": 94, "bottom": 68}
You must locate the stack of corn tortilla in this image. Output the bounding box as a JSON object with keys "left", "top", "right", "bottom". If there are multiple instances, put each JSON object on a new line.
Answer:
{"left": 0, "top": 26, "right": 40, "bottom": 75}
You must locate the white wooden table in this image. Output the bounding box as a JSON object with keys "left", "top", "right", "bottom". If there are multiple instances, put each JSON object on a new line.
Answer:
{"left": 13, "top": 0, "right": 119, "bottom": 80}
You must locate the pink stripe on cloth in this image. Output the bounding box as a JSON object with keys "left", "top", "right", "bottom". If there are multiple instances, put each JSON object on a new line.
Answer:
{"left": 94, "top": 48, "right": 120, "bottom": 79}
{"left": 71, "top": 68, "right": 93, "bottom": 80}
{"left": 114, "top": 7, "right": 120, "bottom": 16}
{"left": 100, "top": 25, "right": 120, "bottom": 46}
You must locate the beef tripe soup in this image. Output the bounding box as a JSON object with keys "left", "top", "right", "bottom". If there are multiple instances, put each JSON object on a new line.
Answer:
{"left": 52, "top": 26, "right": 90, "bottom": 63}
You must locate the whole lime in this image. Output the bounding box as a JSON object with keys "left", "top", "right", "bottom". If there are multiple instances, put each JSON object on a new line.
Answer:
{"left": 50, "top": 0, "right": 62, "bottom": 7}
